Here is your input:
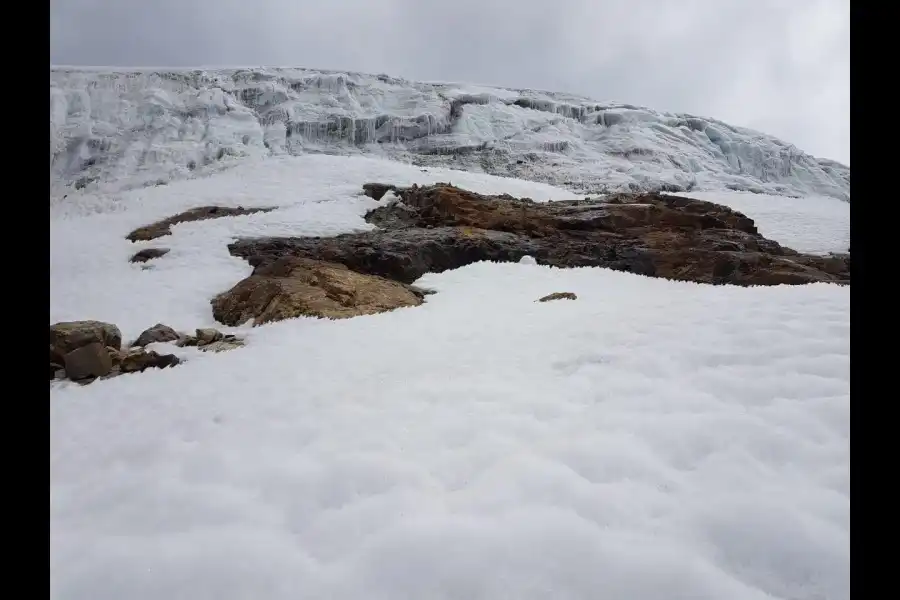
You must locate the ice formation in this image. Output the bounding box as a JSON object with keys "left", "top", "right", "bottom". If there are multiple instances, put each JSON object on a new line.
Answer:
{"left": 49, "top": 66, "right": 850, "bottom": 202}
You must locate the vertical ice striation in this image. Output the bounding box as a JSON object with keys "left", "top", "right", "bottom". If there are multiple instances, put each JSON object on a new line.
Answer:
{"left": 48, "top": 66, "right": 849, "bottom": 201}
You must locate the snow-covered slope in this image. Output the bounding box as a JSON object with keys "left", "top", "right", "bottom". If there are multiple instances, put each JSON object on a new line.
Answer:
{"left": 51, "top": 156, "right": 849, "bottom": 600}
{"left": 49, "top": 66, "right": 850, "bottom": 202}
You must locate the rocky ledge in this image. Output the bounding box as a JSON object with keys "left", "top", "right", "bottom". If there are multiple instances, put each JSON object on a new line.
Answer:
{"left": 127, "top": 205, "right": 274, "bottom": 242}
{"left": 228, "top": 183, "right": 849, "bottom": 288}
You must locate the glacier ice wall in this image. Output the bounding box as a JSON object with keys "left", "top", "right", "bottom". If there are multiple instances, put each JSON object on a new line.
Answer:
{"left": 49, "top": 66, "right": 850, "bottom": 201}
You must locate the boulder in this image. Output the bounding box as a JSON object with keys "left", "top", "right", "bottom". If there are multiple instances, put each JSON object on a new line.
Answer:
{"left": 133, "top": 323, "right": 180, "bottom": 347}
{"left": 50, "top": 321, "right": 122, "bottom": 365}
{"left": 211, "top": 256, "right": 423, "bottom": 326}
{"left": 63, "top": 342, "right": 114, "bottom": 380}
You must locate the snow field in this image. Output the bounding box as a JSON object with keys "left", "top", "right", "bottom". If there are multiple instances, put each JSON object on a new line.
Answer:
{"left": 50, "top": 155, "right": 849, "bottom": 600}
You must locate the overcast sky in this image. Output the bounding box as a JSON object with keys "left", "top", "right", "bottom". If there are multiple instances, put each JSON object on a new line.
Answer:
{"left": 50, "top": 0, "right": 849, "bottom": 165}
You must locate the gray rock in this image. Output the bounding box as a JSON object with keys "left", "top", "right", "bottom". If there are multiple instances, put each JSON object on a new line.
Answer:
{"left": 195, "top": 328, "right": 224, "bottom": 345}
{"left": 64, "top": 342, "right": 114, "bottom": 380}
{"left": 133, "top": 323, "right": 180, "bottom": 347}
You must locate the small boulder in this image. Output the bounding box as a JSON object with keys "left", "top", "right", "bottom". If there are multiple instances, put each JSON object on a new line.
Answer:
{"left": 537, "top": 292, "right": 578, "bottom": 302}
{"left": 64, "top": 342, "right": 114, "bottom": 380}
{"left": 195, "top": 328, "right": 224, "bottom": 346}
{"left": 133, "top": 323, "right": 180, "bottom": 347}
{"left": 130, "top": 248, "right": 170, "bottom": 263}
{"left": 50, "top": 321, "right": 122, "bottom": 365}
{"left": 120, "top": 349, "right": 181, "bottom": 373}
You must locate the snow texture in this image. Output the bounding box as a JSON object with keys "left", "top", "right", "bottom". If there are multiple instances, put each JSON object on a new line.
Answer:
{"left": 51, "top": 155, "right": 849, "bottom": 600}
{"left": 50, "top": 66, "right": 850, "bottom": 202}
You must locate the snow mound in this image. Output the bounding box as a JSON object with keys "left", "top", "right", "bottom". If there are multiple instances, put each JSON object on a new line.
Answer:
{"left": 50, "top": 66, "right": 850, "bottom": 202}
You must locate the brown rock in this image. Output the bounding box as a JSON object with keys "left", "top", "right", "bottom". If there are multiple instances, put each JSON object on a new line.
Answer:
{"left": 130, "top": 248, "right": 170, "bottom": 263}
{"left": 211, "top": 256, "right": 424, "bottom": 326}
{"left": 50, "top": 321, "right": 122, "bottom": 365}
{"left": 228, "top": 184, "right": 849, "bottom": 288}
{"left": 126, "top": 206, "right": 275, "bottom": 242}
{"left": 119, "top": 349, "right": 181, "bottom": 373}
{"left": 64, "top": 343, "right": 114, "bottom": 380}
{"left": 538, "top": 292, "right": 578, "bottom": 302}
{"left": 133, "top": 323, "right": 180, "bottom": 347}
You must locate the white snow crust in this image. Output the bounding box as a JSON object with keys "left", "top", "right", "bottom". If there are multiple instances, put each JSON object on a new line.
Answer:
{"left": 50, "top": 155, "right": 849, "bottom": 600}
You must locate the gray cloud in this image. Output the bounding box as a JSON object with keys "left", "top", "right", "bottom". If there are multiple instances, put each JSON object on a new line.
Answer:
{"left": 50, "top": 0, "right": 849, "bottom": 165}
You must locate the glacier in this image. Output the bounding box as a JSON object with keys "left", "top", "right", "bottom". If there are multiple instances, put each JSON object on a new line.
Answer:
{"left": 49, "top": 66, "right": 850, "bottom": 202}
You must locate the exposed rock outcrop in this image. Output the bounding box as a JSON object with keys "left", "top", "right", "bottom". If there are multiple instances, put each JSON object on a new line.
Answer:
{"left": 228, "top": 183, "right": 849, "bottom": 288}
{"left": 211, "top": 256, "right": 424, "bottom": 326}
{"left": 126, "top": 206, "right": 275, "bottom": 242}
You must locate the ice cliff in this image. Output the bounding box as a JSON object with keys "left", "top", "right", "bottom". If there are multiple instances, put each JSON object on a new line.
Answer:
{"left": 50, "top": 66, "right": 850, "bottom": 201}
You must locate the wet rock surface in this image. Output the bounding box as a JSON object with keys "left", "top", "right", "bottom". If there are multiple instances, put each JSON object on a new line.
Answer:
{"left": 126, "top": 206, "right": 275, "bottom": 242}
{"left": 229, "top": 183, "right": 850, "bottom": 287}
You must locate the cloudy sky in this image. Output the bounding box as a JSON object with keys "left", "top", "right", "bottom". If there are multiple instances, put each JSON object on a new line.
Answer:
{"left": 50, "top": 0, "right": 849, "bottom": 165}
